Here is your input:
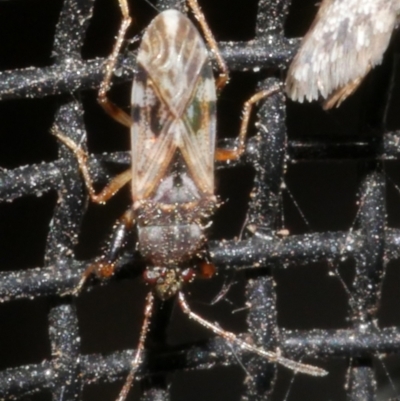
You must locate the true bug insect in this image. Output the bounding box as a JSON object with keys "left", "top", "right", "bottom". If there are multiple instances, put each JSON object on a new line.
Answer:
{"left": 286, "top": 0, "right": 400, "bottom": 109}
{"left": 53, "top": 0, "right": 328, "bottom": 399}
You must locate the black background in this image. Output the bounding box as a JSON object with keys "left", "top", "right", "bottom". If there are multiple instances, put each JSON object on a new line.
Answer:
{"left": 0, "top": 0, "right": 400, "bottom": 400}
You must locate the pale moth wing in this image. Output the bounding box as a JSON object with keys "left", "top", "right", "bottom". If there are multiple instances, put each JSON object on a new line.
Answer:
{"left": 286, "top": 0, "right": 400, "bottom": 108}
{"left": 131, "top": 10, "right": 216, "bottom": 200}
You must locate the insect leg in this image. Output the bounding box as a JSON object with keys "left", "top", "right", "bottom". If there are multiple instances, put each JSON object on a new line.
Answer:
{"left": 65, "top": 209, "right": 135, "bottom": 295}
{"left": 116, "top": 291, "right": 155, "bottom": 401}
{"left": 97, "top": 0, "right": 133, "bottom": 128}
{"left": 52, "top": 127, "right": 132, "bottom": 204}
{"left": 186, "top": 0, "right": 228, "bottom": 91}
{"left": 215, "top": 84, "right": 281, "bottom": 162}
{"left": 323, "top": 74, "right": 366, "bottom": 110}
{"left": 177, "top": 291, "right": 327, "bottom": 377}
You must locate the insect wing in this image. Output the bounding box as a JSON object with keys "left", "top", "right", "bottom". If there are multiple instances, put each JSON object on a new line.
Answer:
{"left": 286, "top": 0, "right": 400, "bottom": 106}
{"left": 131, "top": 10, "right": 216, "bottom": 200}
{"left": 179, "top": 60, "right": 216, "bottom": 196}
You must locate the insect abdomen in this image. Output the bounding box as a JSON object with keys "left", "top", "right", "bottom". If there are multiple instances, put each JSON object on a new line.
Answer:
{"left": 138, "top": 224, "right": 203, "bottom": 265}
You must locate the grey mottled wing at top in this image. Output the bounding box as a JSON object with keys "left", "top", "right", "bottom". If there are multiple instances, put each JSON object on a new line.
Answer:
{"left": 286, "top": 0, "right": 400, "bottom": 109}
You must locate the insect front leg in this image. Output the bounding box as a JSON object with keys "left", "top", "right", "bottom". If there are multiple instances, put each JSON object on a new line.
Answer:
{"left": 97, "top": 0, "right": 133, "bottom": 128}
{"left": 215, "top": 84, "right": 281, "bottom": 162}
{"left": 186, "top": 0, "right": 229, "bottom": 91}
{"left": 52, "top": 127, "right": 132, "bottom": 204}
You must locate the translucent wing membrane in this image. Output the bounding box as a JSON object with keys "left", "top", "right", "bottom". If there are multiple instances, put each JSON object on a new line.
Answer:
{"left": 180, "top": 66, "right": 216, "bottom": 194}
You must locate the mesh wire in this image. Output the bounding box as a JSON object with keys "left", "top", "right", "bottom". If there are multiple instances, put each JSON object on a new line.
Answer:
{"left": 0, "top": 0, "right": 399, "bottom": 401}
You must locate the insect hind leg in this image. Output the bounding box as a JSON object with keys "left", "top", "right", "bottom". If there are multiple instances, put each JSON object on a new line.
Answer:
{"left": 215, "top": 84, "right": 281, "bottom": 162}
{"left": 177, "top": 291, "right": 327, "bottom": 376}
{"left": 98, "top": 0, "right": 133, "bottom": 128}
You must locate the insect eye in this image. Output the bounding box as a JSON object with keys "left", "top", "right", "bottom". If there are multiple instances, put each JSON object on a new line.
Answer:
{"left": 198, "top": 262, "right": 216, "bottom": 279}
{"left": 181, "top": 268, "right": 195, "bottom": 282}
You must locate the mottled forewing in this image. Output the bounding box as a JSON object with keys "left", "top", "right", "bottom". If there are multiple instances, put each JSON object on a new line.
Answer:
{"left": 179, "top": 63, "right": 216, "bottom": 195}
{"left": 286, "top": 0, "right": 400, "bottom": 104}
{"left": 131, "top": 64, "right": 177, "bottom": 201}
{"left": 131, "top": 10, "right": 216, "bottom": 200}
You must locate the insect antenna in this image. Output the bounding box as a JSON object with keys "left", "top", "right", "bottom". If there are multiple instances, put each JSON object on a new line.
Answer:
{"left": 177, "top": 292, "right": 327, "bottom": 377}
{"left": 141, "top": 0, "right": 161, "bottom": 13}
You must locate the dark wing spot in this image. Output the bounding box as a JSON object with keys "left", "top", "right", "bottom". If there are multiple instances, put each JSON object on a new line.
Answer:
{"left": 149, "top": 98, "right": 165, "bottom": 137}
{"left": 132, "top": 105, "right": 141, "bottom": 123}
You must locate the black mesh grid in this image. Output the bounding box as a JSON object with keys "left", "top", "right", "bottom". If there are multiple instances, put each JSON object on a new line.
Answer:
{"left": 0, "top": 0, "right": 400, "bottom": 401}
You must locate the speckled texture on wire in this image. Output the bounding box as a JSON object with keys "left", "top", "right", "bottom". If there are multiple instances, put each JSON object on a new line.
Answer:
{"left": 0, "top": 0, "right": 399, "bottom": 401}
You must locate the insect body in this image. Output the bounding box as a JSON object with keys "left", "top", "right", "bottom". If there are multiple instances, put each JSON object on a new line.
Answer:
{"left": 286, "top": 0, "right": 400, "bottom": 109}
{"left": 53, "top": 2, "right": 327, "bottom": 400}
{"left": 131, "top": 10, "right": 217, "bottom": 300}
